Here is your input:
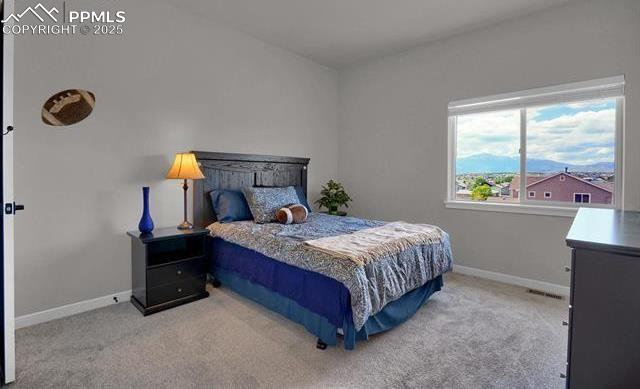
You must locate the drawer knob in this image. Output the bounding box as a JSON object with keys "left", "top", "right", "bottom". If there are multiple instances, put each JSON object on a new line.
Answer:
{"left": 562, "top": 321, "right": 568, "bottom": 326}
{"left": 564, "top": 266, "right": 571, "bottom": 272}
{"left": 177, "top": 270, "right": 182, "bottom": 275}
{"left": 177, "top": 288, "right": 182, "bottom": 293}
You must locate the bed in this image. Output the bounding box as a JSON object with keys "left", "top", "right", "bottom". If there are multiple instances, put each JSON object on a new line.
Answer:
{"left": 191, "top": 151, "right": 453, "bottom": 349}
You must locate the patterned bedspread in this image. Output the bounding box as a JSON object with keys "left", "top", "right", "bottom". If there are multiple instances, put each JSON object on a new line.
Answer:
{"left": 207, "top": 213, "right": 453, "bottom": 330}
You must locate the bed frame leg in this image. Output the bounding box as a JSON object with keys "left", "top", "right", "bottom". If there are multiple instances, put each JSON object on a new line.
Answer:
{"left": 210, "top": 277, "right": 221, "bottom": 288}
{"left": 316, "top": 339, "right": 327, "bottom": 350}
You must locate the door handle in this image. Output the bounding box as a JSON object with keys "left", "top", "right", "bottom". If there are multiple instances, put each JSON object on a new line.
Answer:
{"left": 4, "top": 202, "right": 25, "bottom": 215}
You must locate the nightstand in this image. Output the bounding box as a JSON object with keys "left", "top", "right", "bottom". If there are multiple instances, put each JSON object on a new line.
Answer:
{"left": 127, "top": 227, "right": 210, "bottom": 315}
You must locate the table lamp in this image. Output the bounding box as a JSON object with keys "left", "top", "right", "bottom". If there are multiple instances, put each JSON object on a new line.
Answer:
{"left": 166, "top": 152, "right": 205, "bottom": 229}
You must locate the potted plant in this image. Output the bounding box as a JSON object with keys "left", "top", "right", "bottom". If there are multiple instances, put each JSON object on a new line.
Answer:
{"left": 315, "top": 180, "right": 352, "bottom": 215}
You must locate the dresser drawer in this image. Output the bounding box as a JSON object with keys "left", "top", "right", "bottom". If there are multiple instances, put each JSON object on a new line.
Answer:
{"left": 147, "top": 257, "right": 206, "bottom": 288}
{"left": 147, "top": 276, "right": 206, "bottom": 307}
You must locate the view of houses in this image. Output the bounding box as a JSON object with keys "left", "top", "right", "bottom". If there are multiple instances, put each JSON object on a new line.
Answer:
{"left": 456, "top": 169, "right": 614, "bottom": 205}
{"left": 454, "top": 99, "right": 617, "bottom": 206}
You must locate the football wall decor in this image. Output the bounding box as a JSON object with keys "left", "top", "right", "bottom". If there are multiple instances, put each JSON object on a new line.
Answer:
{"left": 42, "top": 89, "right": 96, "bottom": 126}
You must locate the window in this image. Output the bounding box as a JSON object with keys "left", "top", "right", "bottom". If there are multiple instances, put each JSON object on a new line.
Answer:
{"left": 454, "top": 110, "right": 519, "bottom": 202}
{"left": 448, "top": 76, "right": 623, "bottom": 214}
{"left": 574, "top": 193, "right": 591, "bottom": 203}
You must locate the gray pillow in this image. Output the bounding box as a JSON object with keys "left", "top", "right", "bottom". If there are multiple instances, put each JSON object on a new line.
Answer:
{"left": 242, "top": 186, "right": 300, "bottom": 223}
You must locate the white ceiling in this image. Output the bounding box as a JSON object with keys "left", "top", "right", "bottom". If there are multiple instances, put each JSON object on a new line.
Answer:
{"left": 179, "top": 0, "right": 576, "bottom": 68}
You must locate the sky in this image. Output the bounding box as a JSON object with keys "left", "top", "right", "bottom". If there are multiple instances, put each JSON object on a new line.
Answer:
{"left": 456, "top": 98, "right": 616, "bottom": 165}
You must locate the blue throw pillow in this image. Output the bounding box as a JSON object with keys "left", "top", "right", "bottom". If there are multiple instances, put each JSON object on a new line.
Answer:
{"left": 209, "top": 190, "right": 253, "bottom": 223}
{"left": 294, "top": 186, "right": 312, "bottom": 212}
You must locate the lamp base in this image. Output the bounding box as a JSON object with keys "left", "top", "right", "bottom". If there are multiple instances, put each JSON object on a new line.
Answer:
{"left": 177, "top": 220, "right": 193, "bottom": 230}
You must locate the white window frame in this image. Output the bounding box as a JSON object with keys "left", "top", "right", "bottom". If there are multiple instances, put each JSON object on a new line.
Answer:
{"left": 445, "top": 76, "right": 624, "bottom": 217}
{"left": 544, "top": 192, "right": 552, "bottom": 198}
{"left": 573, "top": 193, "right": 591, "bottom": 204}
{"left": 528, "top": 191, "right": 536, "bottom": 198}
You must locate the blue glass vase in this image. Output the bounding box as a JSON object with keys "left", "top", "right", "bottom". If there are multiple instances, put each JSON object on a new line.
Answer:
{"left": 138, "top": 186, "right": 154, "bottom": 234}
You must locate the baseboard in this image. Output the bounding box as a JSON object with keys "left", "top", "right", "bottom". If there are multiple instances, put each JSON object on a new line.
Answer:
{"left": 15, "top": 290, "right": 131, "bottom": 329}
{"left": 454, "top": 265, "right": 570, "bottom": 297}
{"left": 15, "top": 267, "right": 568, "bottom": 328}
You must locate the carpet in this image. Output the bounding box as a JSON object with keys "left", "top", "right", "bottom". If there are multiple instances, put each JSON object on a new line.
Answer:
{"left": 14, "top": 273, "right": 567, "bottom": 388}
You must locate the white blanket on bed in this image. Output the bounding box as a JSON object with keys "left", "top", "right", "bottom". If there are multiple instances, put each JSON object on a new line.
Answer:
{"left": 304, "top": 221, "right": 445, "bottom": 266}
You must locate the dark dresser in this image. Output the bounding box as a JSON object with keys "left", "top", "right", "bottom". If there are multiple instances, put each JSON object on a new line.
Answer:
{"left": 127, "top": 227, "right": 209, "bottom": 315}
{"left": 565, "top": 208, "right": 640, "bottom": 388}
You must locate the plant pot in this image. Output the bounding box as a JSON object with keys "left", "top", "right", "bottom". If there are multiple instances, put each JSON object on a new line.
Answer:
{"left": 328, "top": 205, "right": 339, "bottom": 215}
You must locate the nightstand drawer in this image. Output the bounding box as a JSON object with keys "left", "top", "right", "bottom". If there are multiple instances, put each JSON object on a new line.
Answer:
{"left": 147, "top": 257, "right": 206, "bottom": 288}
{"left": 147, "top": 276, "right": 206, "bottom": 307}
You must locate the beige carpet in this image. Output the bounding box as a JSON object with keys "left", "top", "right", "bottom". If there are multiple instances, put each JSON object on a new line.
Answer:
{"left": 13, "top": 273, "right": 567, "bottom": 388}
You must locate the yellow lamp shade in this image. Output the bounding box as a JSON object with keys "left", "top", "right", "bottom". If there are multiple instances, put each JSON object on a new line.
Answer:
{"left": 166, "top": 152, "right": 205, "bottom": 180}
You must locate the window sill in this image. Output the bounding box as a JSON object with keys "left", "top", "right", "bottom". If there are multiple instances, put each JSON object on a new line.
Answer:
{"left": 444, "top": 200, "right": 580, "bottom": 217}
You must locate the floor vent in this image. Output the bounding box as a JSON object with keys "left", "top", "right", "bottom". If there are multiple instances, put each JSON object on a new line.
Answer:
{"left": 527, "top": 289, "right": 564, "bottom": 300}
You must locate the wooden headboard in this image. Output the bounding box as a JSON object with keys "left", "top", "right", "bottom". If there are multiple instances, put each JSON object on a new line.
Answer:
{"left": 191, "top": 151, "right": 310, "bottom": 228}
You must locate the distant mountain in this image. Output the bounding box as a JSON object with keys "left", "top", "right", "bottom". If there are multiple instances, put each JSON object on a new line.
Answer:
{"left": 456, "top": 153, "right": 614, "bottom": 174}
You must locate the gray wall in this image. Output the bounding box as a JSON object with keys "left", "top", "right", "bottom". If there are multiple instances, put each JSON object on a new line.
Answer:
{"left": 338, "top": 0, "right": 640, "bottom": 286}
{"left": 14, "top": 1, "right": 338, "bottom": 316}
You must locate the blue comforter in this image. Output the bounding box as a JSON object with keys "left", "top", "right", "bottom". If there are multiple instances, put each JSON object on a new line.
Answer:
{"left": 208, "top": 213, "right": 453, "bottom": 330}
{"left": 210, "top": 238, "right": 350, "bottom": 327}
